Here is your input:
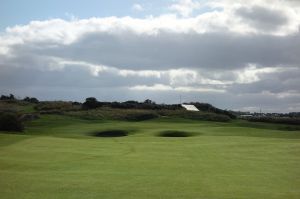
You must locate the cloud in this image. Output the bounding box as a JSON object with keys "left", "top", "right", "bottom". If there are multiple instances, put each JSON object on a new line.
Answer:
{"left": 130, "top": 84, "right": 172, "bottom": 91}
{"left": 0, "top": 0, "right": 300, "bottom": 112}
{"left": 169, "top": 0, "right": 201, "bottom": 17}
{"left": 132, "top": 4, "right": 144, "bottom": 12}
{"left": 235, "top": 6, "right": 288, "bottom": 31}
{"left": 207, "top": 0, "right": 300, "bottom": 35}
{"left": 5, "top": 28, "right": 300, "bottom": 72}
{"left": 129, "top": 84, "right": 226, "bottom": 93}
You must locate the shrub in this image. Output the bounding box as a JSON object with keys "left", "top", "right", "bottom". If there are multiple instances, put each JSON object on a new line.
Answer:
{"left": 82, "top": 97, "right": 102, "bottom": 109}
{"left": 0, "top": 94, "right": 15, "bottom": 101}
{"left": 0, "top": 112, "right": 23, "bottom": 132}
{"left": 23, "top": 97, "right": 39, "bottom": 103}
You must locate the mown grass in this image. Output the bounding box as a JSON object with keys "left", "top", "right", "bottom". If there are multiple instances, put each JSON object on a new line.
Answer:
{"left": 0, "top": 114, "right": 300, "bottom": 199}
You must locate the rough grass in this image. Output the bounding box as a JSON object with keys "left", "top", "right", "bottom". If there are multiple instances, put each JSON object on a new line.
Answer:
{"left": 0, "top": 101, "right": 35, "bottom": 113}
{"left": 0, "top": 115, "right": 300, "bottom": 199}
{"left": 66, "top": 107, "right": 230, "bottom": 122}
{"left": 66, "top": 107, "right": 158, "bottom": 121}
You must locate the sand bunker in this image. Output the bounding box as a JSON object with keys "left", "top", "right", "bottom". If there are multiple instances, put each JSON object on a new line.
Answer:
{"left": 157, "top": 130, "right": 194, "bottom": 137}
{"left": 91, "top": 130, "right": 129, "bottom": 137}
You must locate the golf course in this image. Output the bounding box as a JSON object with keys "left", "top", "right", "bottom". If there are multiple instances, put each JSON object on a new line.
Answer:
{"left": 2, "top": 0, "right": 300, "bottom": 198}
{"left": 1, "top": 113, "right": 300, "bottom": 199}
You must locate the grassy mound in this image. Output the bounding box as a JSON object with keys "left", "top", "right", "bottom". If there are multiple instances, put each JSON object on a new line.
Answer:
{"left": 91, "top": 130, "right": 129, "bottom": 137}
{"left": 158, "top": 130, "right": 195, "bottom": 137}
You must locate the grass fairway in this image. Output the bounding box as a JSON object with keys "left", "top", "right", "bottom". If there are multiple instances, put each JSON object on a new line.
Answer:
{"left": 0, "top": 115, "right": 300, "bottom": 199}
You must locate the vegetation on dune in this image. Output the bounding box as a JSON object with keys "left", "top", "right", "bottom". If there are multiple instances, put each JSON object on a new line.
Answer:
{"left": 23, "top": 96, "right": 39, "bottom": 104}
{"left": 1, "top": 94, "right": 300, "bottom": 132}
{"left": 82, "top": 97, "right": 102, "bottom": 109}
{"left": 0, "top": 94, "right": 16, "bottom": 101}
{"left": 157, "top": 109, "right": 231, "bottom": 122}
{"left": 248, "top": 116, "right": 300, "bottom": 125}
{"left": 183, "top": 112, "right": 231, "bottom": 122}
{"left": 34, "top": 101, "right": 81, "bottom": 113}
{"left": 109, "top": 99, "right": 181, "bottom": 110}
{"left": 0, "top": 112, "right": 23, "bottom": 132}
{"left": 65, "top": 108, "right": 159, "bottom": 121}
{"left": 122, "top": 112, "right": 158, "bottom": 121}
{"left": 25, "top": 97, "right": 232, "bottom": 122}
{"left": 190, "top": 102, "right": 236, "bottom": 119}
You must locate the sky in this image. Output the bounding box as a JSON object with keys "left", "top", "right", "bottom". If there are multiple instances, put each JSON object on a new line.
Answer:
{"left": 0, "top": 0, "right": 300, "bottom": 113}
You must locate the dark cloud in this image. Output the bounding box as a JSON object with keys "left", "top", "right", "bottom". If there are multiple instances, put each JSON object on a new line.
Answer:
{"left": 227, "top": 68, "right": 300, "bottom": 94}
{"left": 9, "top": 30, "right": 300, "bottom": 70}
{"left": 235, "top": 5, "right": 288, "bottom": 31}
{"left": 0, "top": 63, "right": 167, "bottom": 89}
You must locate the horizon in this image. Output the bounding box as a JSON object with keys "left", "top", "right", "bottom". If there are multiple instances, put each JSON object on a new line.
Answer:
{"left": 1, "top": 0, "right": 300, "bottom": 113}
{"left": 1, "top": 93, "right": 298, "bottom": 114}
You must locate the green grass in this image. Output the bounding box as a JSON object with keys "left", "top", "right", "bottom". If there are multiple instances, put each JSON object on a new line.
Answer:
{"left": 0, "top": 115, "right": 300, "bottom": 199}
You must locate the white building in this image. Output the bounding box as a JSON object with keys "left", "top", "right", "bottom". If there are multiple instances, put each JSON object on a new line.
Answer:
{"left": 181, "top": 104, "right": 199, "bottom": 111}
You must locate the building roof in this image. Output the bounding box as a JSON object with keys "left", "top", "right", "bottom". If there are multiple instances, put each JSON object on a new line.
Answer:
{"left": 181, "top": 104, "right": 199, "bottom": 111}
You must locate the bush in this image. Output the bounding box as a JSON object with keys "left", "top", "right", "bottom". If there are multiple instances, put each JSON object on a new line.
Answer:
{"left": 82, "top": 97, "right": 102, "bottom": 109}
{"left": 0, "top": 112, "right": 24, "bottom": 132}
{"left": 0, "top": 94, "right": 15, "bottom": 101}
{"left": 23, "top": 97, "right": 39, "bottom": 103}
